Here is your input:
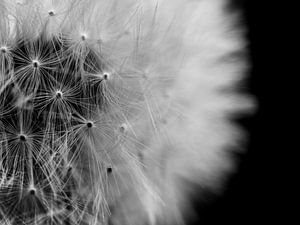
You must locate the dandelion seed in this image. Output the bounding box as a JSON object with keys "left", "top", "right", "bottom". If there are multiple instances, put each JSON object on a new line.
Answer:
{"left": 106, "top": 167, "right": 112, "bottom": 173}
{"left": 28, "top": 188, "right": 35, "bottom": 195}
{"left": 19, "top": 134, "right": 26, "bottom": 142}
{"left": 48, "top": 11, "right": 55, "bottom": 17}
{"left": 32, "top": 59, "right": 40, "bottom": 68}
{"left": 102, "top": 72, "right": 109, "bottom": 81}
{"left": 55, "top": 90, "right": 63, "bottom": 99}
{"left": 81, "top": 34, "right": 86, "bottom": 41}
{"left": 86, "top": 121, "right": 93, "bottom": 128}
{"left": 119, "top": 123, "right": 127, "bottom": 133}
{"left": 0, "top": 46, "right": 7, "bottom": 54}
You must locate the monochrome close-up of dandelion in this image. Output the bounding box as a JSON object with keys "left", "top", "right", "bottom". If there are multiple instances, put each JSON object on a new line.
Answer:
{"left": 0, "top": 0, "right": 255, "bottom": 224}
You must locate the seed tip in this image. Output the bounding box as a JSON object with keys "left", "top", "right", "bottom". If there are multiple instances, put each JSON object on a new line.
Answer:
{"left": 55, "top": 90, "right": 63, "bottom": 99}
{"left": 86, "top": 121, "right": 93, "bottom": 128}
{"left": 107, "top": 167, "right": 112, "bottom": 173}
{"left": 0, "top": 46, "right": 7, "bottom": 54}
{"left": 81, "top": 34, "right": 86, "bottom": 41}
{"left": 19, "top": 134, "right": 26, "bottom": 141}
{"left": 103, "top": 72, "right": 110, "bottom": 80}
{"left": 32, "top": 60, "right": 40, "bottom": 68}
{"left": 48, "top": 11, "right": 55, "bottom": 16}
{"left": 119, "top": 123, "right": 127, "bottom": 133}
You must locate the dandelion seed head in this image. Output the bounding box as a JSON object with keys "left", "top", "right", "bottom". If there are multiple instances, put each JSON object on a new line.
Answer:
{"left": 0, "top": 1, "right": 254, "bottom": 225}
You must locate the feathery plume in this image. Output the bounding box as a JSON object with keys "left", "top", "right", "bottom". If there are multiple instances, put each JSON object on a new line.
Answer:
{"left": 0, "top": 0, "right": 254, "bottom": 224}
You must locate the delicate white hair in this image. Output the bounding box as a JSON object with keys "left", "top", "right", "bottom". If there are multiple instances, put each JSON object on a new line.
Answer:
{"left": 0, "top": 0, "right": 253, "bottom": 224}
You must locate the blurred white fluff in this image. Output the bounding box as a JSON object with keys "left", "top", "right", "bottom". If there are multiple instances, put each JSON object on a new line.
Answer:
{"left": 0, "top": 0, "right": 253, "bottom": 224}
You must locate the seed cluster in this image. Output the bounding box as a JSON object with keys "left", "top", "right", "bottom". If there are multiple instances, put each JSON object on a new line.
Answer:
{"left": 0, "top": 35, "right": 119, "bottom": 224}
